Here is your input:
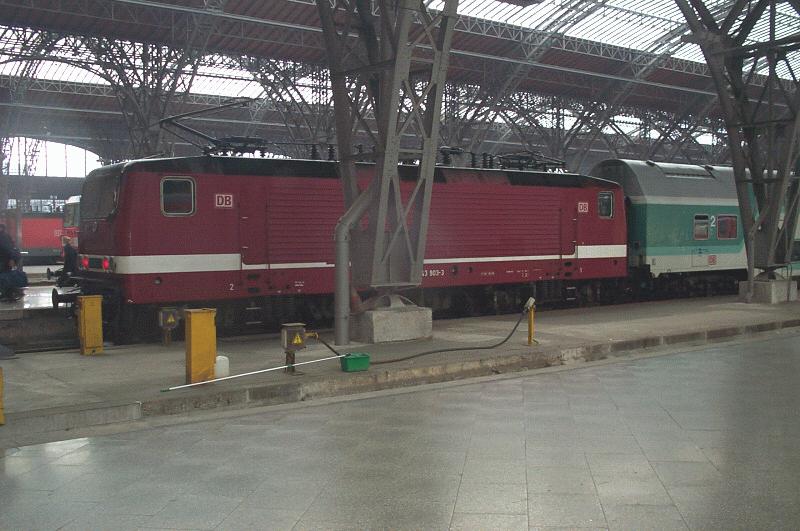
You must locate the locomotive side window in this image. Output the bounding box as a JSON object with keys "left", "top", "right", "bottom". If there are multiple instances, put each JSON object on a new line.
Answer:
{"left": 161, "top": 178, "right": 195, "bottom": 216}
{"left": 82, "top": 169, "right": 121, "bottom": 219}
{"left": 693, "top": 215, "right": 710, "bottom": 240}
{"left": 717, "top": 215, "right": 738, "bottom": 239}
{"left": 598, "top": 192, "right": 614, "bottom": 218}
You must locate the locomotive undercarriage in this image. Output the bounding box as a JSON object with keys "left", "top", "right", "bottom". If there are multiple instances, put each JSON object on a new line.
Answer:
{"left": 94, "top": 269, "right": 746, "bottom": 344}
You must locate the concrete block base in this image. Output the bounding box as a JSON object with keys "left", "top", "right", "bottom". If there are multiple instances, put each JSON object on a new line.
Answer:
{"left": 739, "top": 279, "right": 798, "bottom": 304}
{"left": 350, "top": 295, "right": 432, "bottom": 343}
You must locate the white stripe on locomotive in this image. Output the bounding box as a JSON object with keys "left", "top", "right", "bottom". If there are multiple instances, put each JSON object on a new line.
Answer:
{"left": 83, "top": 245, "right": 627, "bottom": 275}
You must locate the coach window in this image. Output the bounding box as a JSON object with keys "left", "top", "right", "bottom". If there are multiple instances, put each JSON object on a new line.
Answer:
{"left": 717, "top": 215, "right": 738, "bottom": 240}
{"left": 598, "top": 192, "right": 614, "bottom": 218}
{"left": 161, "top": 178, "right": 195, "bottom": 216}
{"left": 693, "top": 214, "right": 710, "bottom": 240}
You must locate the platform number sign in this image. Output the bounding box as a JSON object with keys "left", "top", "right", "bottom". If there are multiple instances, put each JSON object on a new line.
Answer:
{"left": 577, "top": 202, "right": 589, "bottom": 214}
{"left": 215, "top": 193, "right": 234, "bottom": 209}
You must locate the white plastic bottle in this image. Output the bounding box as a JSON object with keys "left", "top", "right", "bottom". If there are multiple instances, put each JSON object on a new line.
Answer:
{"left": 214, "top": 355, "right": 230, "bottom": 378}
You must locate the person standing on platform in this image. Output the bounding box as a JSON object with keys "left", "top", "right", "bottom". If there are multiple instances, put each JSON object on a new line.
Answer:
{"left": 0, "top": 224, "right": 16, "bottom": 273}
{"left": 0, "top": 257, "right": 26, "bottom": 301}
{"left": 58, "top": 236, "right": 78, "bottom": 286}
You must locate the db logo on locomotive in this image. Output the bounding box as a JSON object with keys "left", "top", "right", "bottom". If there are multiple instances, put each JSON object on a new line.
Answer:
{"left": 215, "top": 193, "right": 234, "bottom": 208}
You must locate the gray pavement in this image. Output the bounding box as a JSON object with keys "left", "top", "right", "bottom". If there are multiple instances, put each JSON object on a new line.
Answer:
{"left": 1, "top": 331, "right": 799, "bottom": 530}
{"left": 3, "top": 296, "right": 800, "bottom": 448}
{"left": 0, "top": 285, "right": 59, "bottom": 312}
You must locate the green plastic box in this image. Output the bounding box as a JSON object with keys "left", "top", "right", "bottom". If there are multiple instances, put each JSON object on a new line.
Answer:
{"left": 340, "top": 352, "right": 370, "bottom": 372}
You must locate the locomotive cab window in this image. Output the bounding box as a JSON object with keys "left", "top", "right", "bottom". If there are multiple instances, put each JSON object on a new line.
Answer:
{"left": 82, "top": 169, "right": 121, "bottom": 219}
{"left": 693, "top": 215, "right": 710, "bottom": 240}
{"left": 598, "top": 192, "right": 614, "bottom": 218}
{"left": 161, "top": 178, "right": 195, "bottom": 216}
{"left": 717, "top": 215, "right": 738, "bottom": 239}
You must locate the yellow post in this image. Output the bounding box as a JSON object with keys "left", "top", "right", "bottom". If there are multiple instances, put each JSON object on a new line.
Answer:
{"left": 77, "top": 295, "right": 104, "bottom": 355}
{"left": 527, "top": 305, "right": 535, "bottom": 345}
{"left": 185, "top": 309, "right": 217, "bottom": 384}
{"left": 0, "top": 367, "right": 5, "bottom": 425}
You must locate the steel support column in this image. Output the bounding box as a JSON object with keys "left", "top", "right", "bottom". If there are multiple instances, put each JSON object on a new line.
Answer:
{"left": 675, "top": 0, "right": 800, "bottom": 298}
{"left": 316, "top": 0, "right": 458, "bottom": 344}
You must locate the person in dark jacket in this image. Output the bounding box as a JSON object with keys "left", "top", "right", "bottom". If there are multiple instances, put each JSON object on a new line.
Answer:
{"left": 0, "top": 224, "right": 14, "bottom": 272}
{"left": 57, "top": 236, "right": 78, "bottom": 286}
{"left": 0, "top": 257, "right": 27, "bottom": 301}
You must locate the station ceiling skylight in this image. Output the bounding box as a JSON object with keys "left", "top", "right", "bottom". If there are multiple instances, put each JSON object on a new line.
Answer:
{"left": 447, "top": 0, "right": 799, "bottom": 77}
{"left": 1, "top": 1, "right": 798, "bottom": 100}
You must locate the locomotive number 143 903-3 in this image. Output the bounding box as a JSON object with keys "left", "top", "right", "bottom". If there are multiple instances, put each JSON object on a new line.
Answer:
{"left": 422, "top": 268, "right": 446, "bottom": 278}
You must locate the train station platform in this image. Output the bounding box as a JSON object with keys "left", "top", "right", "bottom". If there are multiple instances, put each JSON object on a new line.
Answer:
{"left": 0, "top": 284, "right": 79, "bottom": 352}
{"left": 2, "top": 295, "right": 800, "bottom": 448}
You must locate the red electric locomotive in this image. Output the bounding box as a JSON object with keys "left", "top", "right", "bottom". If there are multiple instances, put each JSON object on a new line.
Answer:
{"left": 73, "top": 156, "right": 627, "bottom": 339}
{"left": 0, "top": 210, "right": 65, "bottom": 263}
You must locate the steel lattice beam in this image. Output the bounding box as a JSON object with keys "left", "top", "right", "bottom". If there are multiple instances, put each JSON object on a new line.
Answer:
{"left": 0, "top": 27, "right": 56, "bottom": 207}
{"left": 0, "top": 0, "right": 734, "bottom": 78}
{"left": 316, "top": 0, "right": 459, "bottom": 344}
{"left": 2, "top": 0, "right": 788, "bottom": 86}
{"left": 0, "top": 73, "right": 727, "bottom": 168}
{"left": 242, "top": 58, "right": 337, "bottom": 156}
{"left": 676, "top": 0, "right": 800, "bottom": 299}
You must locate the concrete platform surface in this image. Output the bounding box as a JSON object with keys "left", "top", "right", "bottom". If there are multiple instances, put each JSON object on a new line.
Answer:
{"left": 2, "top": 296, "right": 800, "bottom": 447}
{"left": 0, "top": 266, "right": 62, "bottom": 315}
{"left": 23, "top": 265, "right": 54, "bottom": 286}
{"left": 0, "top": 285, "right": 79, "bottom": 352}
{"left": 0, "top": 285, "right": 64, "bottom": 312}
{"left": 1, "top": 333, "right": 799, "bottom": 529}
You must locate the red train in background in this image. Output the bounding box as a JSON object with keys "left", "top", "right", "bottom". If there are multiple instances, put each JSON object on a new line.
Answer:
{"left": 0, "top": 210, "right": 64, "bottom": 263}
{"left": 0, "top": 174, "right": 84, "bottom": 263}
{"left": 62, "top": 195, "right": 81, "bottom": 245}
{"left": 71, "top": 156, "right": 627, "bottom": 340}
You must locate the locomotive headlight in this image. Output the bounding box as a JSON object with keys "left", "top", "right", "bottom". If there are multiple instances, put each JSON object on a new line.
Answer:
{"left": 80, "top": 255, "right": 89, "bottom": 270}
{"left": 102, "top": 257, "right": 111, "bottom": 271}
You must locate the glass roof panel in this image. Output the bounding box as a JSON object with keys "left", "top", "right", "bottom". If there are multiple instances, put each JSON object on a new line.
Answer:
{"left": 451, "top": 0, "right": 799, "bottom": 77}
{"left": 1, "top": 1, "right": 798, "bottom": 96}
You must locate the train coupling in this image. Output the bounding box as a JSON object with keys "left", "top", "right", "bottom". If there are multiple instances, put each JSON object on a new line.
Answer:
{"left": 52, "top": 288, "right": 79, "bottom": 308}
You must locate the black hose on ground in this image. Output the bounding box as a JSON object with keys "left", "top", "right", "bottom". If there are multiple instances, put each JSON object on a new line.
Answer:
{"left": 313, "top": 309, "right": 529, "bottom": 365}
{"left": 314, "top": 335, "right": 345, "bottom": 358}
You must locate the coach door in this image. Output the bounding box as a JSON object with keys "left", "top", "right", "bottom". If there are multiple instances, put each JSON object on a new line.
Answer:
{"left": 691, "top": 214, "right": 712, "bottom": 267}
{"left": 238, "top": 186, "right": 268, "bottom": 294}
{"left": 563, "top": 201, "right": 579, "bottom": 259}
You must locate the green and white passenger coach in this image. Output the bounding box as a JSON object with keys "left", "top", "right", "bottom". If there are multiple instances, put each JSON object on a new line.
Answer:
{"left": 592, "top": 159, "right": 800, "bottom": 294}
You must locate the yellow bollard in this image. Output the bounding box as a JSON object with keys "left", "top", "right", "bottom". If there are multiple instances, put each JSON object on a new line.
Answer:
{"left": 527, "top": 304, "right": 535, "bottom": 345}
{"left": 0, "top": 367, "right": 5, "bottom": 425}
{"left": 185, "top": 309, "right": 217, "bottom": 384}
{"left": 77, "top": 295, "right": 104, "bottom": 355}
